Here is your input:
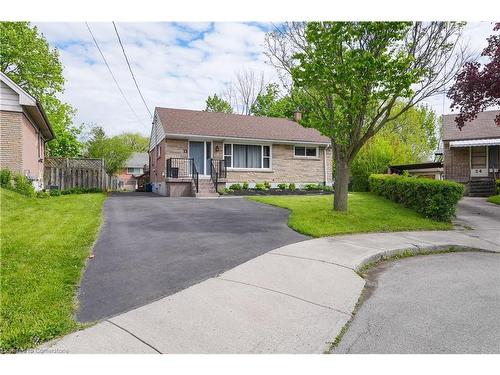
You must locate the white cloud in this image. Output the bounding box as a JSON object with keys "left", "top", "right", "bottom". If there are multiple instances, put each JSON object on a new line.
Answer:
{"left": 34, "top": 21, "right": 496, "bottom": 137}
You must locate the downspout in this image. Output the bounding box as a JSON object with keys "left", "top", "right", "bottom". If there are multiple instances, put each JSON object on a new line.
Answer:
{"left": 323, "top": 145, "right": 329, "bottom": 185}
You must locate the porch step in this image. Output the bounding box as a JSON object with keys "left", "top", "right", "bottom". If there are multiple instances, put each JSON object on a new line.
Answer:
{"left": 193, "top": 179, "right": 219, "bottom": 198}
{"left": 468, "top": 178, "right": 496, "bottom": 197}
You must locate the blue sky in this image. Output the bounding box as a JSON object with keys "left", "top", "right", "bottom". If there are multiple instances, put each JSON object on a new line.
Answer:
{"left": 35, "top": 22, "right": 495, "bottom": 136}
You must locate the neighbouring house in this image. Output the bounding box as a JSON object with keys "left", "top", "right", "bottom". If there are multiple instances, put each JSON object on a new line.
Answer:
{"left": 149, "top": 107, "right": 332, "bottom": 197}
{"left": 388, "top": 161, "right": 444, "bottom": 180}
{"left": 0, "top": 71, "right": 55, "bottom": 190}
{"left": 443, "top": 110, "right": 500, "bottom": 196}
{"left": 116, "top": 152, "right": 148, "bottom": 191}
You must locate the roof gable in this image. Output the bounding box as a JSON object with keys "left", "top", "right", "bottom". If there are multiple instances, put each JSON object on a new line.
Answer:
{"left": 155, "top": 107, "right": 330, "bottom": 145}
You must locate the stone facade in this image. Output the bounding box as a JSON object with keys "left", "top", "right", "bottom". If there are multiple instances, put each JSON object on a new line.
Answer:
{"left": 226, "top": 144, "right": 332, "bottom": 186}
{"left": 153, "top": 137, "right": 332, "bottom": 189}
{"left": 0, "top": 111, "right": 23, "bottom": 172}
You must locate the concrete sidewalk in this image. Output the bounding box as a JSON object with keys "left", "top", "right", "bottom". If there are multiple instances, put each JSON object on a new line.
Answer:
{"left": 40, "top": 226, "right": 499, "bottom": 354}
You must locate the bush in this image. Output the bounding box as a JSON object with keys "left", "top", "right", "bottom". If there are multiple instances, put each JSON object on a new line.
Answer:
{"left": 305, "top": 183, "right": 321, "bottom": 191}
{"left": 223, "top": 188, "right": 231, "bottom": 194}
{"left": 36, "top": 190, "right": 50, "bottom": 198}
{"left": 263, "top": 181, "right": 271, "bottom": 189}
{"left": 496, "top": 179, "right": 500, "bottom": 194}
{"left": 277, "top": 183, "right": 288, "bottom": 190}
{"left": 242, "top": 181, "right": 249, "bottom": 189}
{"left": 289, "top": 183, "right": 296, "bottom": 191}
{"left": 13, "top": 174, "right": 35, "bottom": 197}
{"left": 322, "top": 185, "right": 333, "bottom": 192}
{"left": 1, "top": 168, "right": 13, "bottom": 188}
{"left": 50, "top": 188, "right": 61, "bottom": 196}
{"left": 229, "top": 183, "right": 242, "bottom": 190}
{"left": 255, "top": 183, "right": 266, "bottom": 191}
{"left": 369, "top": 174, "right": 464, "bottom": 222}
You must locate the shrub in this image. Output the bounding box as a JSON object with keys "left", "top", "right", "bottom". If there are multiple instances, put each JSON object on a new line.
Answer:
{"left": 277, "top": 183, "right": 288, "bottom": 190}
{"left": 36, "top": 190, "right": 50, "bottom": 198}
{"left": 255, "top": 183, "right": 266, "bottom": 191}
{"left": 305, "top": 183, "right": 321, "bottom": 191}
{"left": 50, "top": 188, "right": 61, "bottom": 196}
{"left": 223, "top": 187, "right": 231, "bottom": 194}
{"left": 263, "top": 181, "right": 271, "bottom": 189}
{"left": 289, "top": 183, "right": 296, "bottom": 191}
{"left": 229, "top": 183, "right": 242, "bottom": 190}
{"left": 322, "top": 185, "right": 333, "bottom": 192}
{"left": 13, "top": 174, "right": 35, "bottom": 197}
{"left": 242, "top": 181, "right": 249, "bottom": 189}
{"left": 0, "top": 168, "right": 13, "bottom": 188}
{"left": 369, "top": 174, "right": 464, "bottom": 222}
{"left": 496, "top": 179, "right": 500, "bottom": 194}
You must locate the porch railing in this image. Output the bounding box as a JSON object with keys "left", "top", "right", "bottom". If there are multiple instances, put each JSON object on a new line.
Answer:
{"left": 166, "top": 158, "right": 199, "bottom": 193}
{"left": 209, "top": 159, "right": 227, "bottom": 193}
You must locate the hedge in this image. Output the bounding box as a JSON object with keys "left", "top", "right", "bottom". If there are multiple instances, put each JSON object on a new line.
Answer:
{"left": 369, "top": 174, "right": 464, "bottom": 222}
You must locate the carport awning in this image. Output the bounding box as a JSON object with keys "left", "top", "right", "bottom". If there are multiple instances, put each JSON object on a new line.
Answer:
{"left": 449, "top": 138, "right": 500, "bottom": 147}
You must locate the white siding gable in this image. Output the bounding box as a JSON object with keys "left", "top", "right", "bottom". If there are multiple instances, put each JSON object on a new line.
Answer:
{"left": 0, "top": 81, "right": 23, "bottom": 112}
{"left": 149, "top": 109, "right": 166, "bottom": 151}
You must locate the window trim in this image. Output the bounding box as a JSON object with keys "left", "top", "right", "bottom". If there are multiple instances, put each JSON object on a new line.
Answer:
{"left": 294, "top": 145, "right": 319, "bottom": 159}
{"left": 126, "top": 167, "right": 143, "bottom": 175}
{"left": 223, "top": 143, "right": 272, "bottom": 170}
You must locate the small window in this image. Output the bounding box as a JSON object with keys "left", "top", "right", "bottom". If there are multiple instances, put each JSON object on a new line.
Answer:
{"left": 156, "top": 144, "right": 161, "bottom": 158}
{"left": 127, "top": 167, "right": 143, "bottom": 175}
{"left": 263, "top": 145, "right": 271, "bottom": 168}
{"left": 295, "top": 146, "right": 317, "bottom": 158}
{"left": 224, "top": 144, "right": 232, "bottom": 168}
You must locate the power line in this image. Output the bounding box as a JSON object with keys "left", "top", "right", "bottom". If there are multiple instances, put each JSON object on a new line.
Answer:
{"left": 85, "top": 22, "right": 147, "bottom": 130}
{"left": 112, "top": 21, "right": 153, "bottom": 118}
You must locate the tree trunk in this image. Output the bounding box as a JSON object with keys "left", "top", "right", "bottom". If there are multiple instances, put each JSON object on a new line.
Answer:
{"left": 333, "top": 154, "right": 350, "bottom": 212}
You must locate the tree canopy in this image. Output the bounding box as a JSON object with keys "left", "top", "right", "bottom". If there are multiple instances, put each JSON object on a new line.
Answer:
{"left": 204, "top": 94, "right": 233, "bottom": 113}
{"left": 250, "top": 83, "right": 297, "bottom": 118}
{"left": 83, "top": 124, "right": 148, "bottom": 175}
{"left": 0, "top": 22, "right": 82, "bottom": 157}
{"left": 448, "top": 22, "right": 500, "bottom": 127}
{"left": 266, "top": 21, "right": 468, "bottom": 210}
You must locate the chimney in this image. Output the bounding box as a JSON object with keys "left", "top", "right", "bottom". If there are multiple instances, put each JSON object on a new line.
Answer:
{"left": 293, "top": 110, "right": 302, "bottom": 122}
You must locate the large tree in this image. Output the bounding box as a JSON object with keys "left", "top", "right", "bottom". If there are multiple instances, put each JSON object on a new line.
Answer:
{"left": 0, "top": 22, "right": 81, "bottom": 156}
{"left": 250, "top": 83, "right": 297, "bottom": 118}
{"left": 204, "top": 94, "right": 233, "bottom": 113}
{"left": 266, "top": 22, "right": 469, "bottom": 211}
{"left": 222, "top": 69, "right": 266, "bottom": 115}
{"left": 448, "top": 23, "right": 500, "bottom": 127}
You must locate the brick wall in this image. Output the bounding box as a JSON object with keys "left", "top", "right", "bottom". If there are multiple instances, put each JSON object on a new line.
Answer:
{"left": 443, "top": 141, "right": 470, "bottom": 183}
{"left": 227, "top": 144, "right": 332, "bottom": 185}
{"left": 0, "top": 110, "right": 23, "bottom": 172}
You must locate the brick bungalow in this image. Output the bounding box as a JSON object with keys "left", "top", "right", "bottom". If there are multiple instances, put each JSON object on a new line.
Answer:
{"left": 149, "top": 107, "right": 332, "bottom": 197}
{"left": 0, "top": 72, "right": 55, "bottom": 190}
{"left": 443, "top": 110, "right": 500, "bottom": 196}
{"left": 115, "top": 152, "right": 148, "bottom": 191}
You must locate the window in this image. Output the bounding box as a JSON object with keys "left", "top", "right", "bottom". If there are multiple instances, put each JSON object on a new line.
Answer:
{"left": 156, "top": 144, "right": 161, "bottom": 158}
{"left": 223, "top": 143, "right": 271, "bottom": 169}
{"left": 127, "top": 167, "right": 143, "bottom": 175}
{"left": 294, "top": 146, "right": 317, "bottom": 158}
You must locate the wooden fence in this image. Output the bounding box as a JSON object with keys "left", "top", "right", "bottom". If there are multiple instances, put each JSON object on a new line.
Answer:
{"left": 44, "top": 157, "right": 112, "bottom": 190}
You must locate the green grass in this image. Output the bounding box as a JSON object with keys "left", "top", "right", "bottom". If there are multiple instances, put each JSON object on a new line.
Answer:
{"left": 487, "top": 195, "right": 500, "bottom": 205}
{"left": 248, "top": 192, "right": 451, "bottom": 237}
{"left": 0, "top": 188, "right": 106, "bottom": 352}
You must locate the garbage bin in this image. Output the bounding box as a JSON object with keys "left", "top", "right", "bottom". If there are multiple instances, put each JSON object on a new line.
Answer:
{"left": 145, "top": 183, "right": 152, "bottom": 192}
{"left": 171, "top": 167, "right": 179, "bottom": 178}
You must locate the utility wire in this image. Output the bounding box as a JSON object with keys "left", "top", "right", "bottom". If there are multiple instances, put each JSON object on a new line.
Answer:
{"left": 112, "top": 21, "right": 153, "bottom": 118}
{"left": 85, "top": 22, "right": 147, "bottom": 129}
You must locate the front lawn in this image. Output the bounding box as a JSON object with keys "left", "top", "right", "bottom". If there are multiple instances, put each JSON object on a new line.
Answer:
{"left": 249, "top": 193, "right": 451, "bottom": 237}
{"left": 487, "top": 195, "right": 500, "bottom": 205}
{"left": 0, "top": 188, "right": 106, "bottom": 352}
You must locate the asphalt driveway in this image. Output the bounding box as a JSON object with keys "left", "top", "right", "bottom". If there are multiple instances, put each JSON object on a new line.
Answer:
{"left": 76, "top": 193, "right": 307, "bottom": 322}
{"left": 333, "top": 252, "right": 500, "bottom": 354}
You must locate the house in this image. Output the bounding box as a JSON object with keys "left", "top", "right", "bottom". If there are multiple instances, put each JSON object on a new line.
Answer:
{"left": 388, "top": 161, "right": 444, "bottom": 180}
{"left": 115, "top": 152, "right": 148, "bottom": 191}
{"left": 148, "top": 107, "right": 332, "bottom": 197}
{"left": 443, "top": 110, "right": 500, "bottom": 196}
{"left": 0, "top": 72, "right": 55, "bottom": 190}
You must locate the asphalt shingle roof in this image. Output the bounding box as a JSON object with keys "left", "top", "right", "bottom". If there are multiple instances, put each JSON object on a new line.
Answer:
{"left": 443, "top": 110, "right": 500, "bottom": 141}
{"left": 155, "top": 107, "right": 331, "bottom": 144}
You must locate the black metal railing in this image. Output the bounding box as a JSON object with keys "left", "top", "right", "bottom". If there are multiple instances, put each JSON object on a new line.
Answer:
{"left": 166, "top": 158, "right": 199, "bottom": 193}
{"left": 210, "top": 159, "right": 227, "bottom": 193}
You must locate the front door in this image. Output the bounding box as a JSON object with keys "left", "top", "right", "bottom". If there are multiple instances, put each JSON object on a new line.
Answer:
{"left": 470, "top": 146, "right": 488, "bottom": 177}
{"left": 189, "top": 141, "right": 211, "bottom": 176}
